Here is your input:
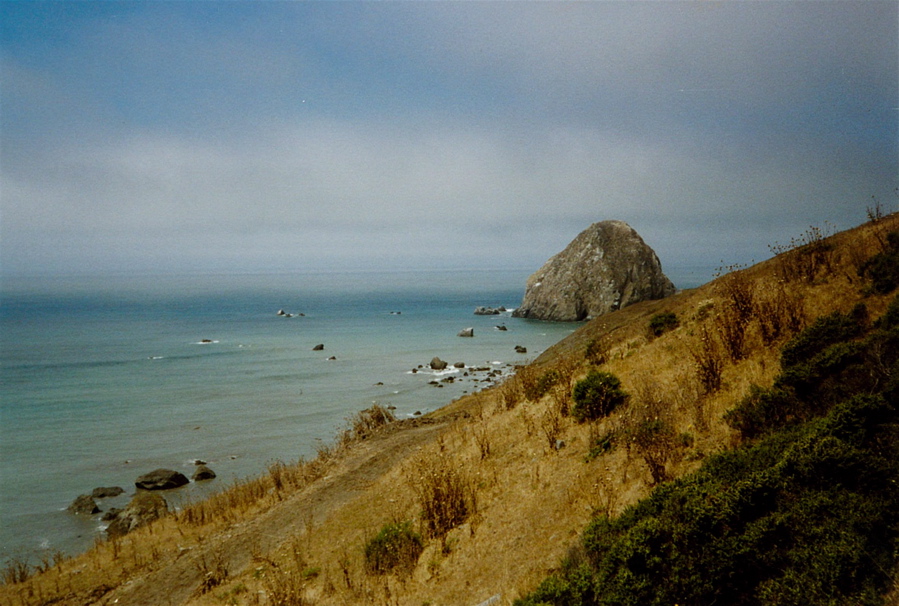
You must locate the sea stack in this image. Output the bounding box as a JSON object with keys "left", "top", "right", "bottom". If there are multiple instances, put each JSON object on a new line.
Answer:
{"left": 512, "top": 220, "right": 676, "bottom": 322}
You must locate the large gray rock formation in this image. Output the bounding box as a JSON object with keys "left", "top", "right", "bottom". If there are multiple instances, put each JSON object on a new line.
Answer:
{"left": 512, "top": 221, "right": 676, "bottom": 322}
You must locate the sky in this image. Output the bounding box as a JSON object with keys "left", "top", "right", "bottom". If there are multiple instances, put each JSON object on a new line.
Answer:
{"left": 1, "top": 1, "right": 897, "bottom": 277}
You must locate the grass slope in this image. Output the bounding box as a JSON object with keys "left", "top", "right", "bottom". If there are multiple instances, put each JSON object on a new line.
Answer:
{"left": 3, "top": 214, "right": 898, "bottom": 606}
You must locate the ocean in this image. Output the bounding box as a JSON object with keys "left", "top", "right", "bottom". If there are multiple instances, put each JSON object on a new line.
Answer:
{"left": 0, "top": 267, "right": 711, "bottom": 566}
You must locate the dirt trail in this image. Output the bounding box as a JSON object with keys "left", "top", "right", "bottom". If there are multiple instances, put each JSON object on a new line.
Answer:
{"left": 97, "top": 418, "right": 449, "bottom": 606}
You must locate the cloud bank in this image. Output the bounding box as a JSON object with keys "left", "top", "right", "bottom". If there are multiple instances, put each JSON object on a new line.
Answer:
{"left": 2, "top": 2, "right": 896, "bottom": 276}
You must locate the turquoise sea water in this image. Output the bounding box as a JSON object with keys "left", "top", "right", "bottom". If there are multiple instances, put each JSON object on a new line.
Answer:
{"left": 0, "top": 268, "right": 710, "bottom": 565}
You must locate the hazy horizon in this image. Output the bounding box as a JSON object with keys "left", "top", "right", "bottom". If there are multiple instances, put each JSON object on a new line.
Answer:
{"left": 2, "top": 1, "right": 897, "bottom": 277}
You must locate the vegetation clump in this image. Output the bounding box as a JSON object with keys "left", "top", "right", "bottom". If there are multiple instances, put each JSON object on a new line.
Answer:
{"left": 363, "top": 520, "right": 423, "bottom": 576}
{"left": 571, "top": 371, "right": 628, "bottom": 422}
{"left": 860, "top": 231, "right": 899, "bottom": 294}
{"left": 410, "top": 448, "right": 475, "bottom": 539}
{"left": 647, "top": 312, "right": 678, "bottom": 337}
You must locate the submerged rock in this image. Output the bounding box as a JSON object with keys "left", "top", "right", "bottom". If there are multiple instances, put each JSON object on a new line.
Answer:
{"left": 91, "top": 486, "right": 125, "bottom": 499}
{"left": 512, "top": 220, "right": 676, "bottom": 322}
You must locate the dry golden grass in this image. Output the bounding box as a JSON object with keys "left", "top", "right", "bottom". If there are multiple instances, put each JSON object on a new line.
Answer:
{"left": 4, "top": 214, "right": 897, "bottom": 606}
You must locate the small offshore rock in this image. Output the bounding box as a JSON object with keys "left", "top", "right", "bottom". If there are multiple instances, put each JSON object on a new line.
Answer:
{"left": 454, "top": 362, "right": 466, "bottom": 368}
{"left": 515, "top": 345, "right": 528, "bottom": 354}
{"left": 68, "top": 494, "right": 100, "bottom": 515}
{"left": 430, "top": 357, "right": 448, "bottom": 370}
{"left": 193, "top": 459, "right": 207, "bottom": 466}
{"left": 327, "top": 356, "right": 337, "bottom": 360}
{"left": 91, "top": 486, "right": 125, "bottom": 499}
{"left": 458, "top": 327, "right": 474, "bottom": 338}
{"left": 312, "top": 344, "right": 325, "bottom": 351}
{"left": 134, "top": 469, "right": 190, "bottom": 491}
{"left": 496, "top": 325, "right": 508, "bottom": 331}
{"left": 474, "top": 306, "right": 505, "bottom": 315}
{"left": 192, "top": 465, "right": 216, "bottom": 481}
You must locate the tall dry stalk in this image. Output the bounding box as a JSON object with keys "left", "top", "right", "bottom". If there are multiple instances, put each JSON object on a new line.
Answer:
{"left": 409, "top": 448, "right": 475, "bottom": 539}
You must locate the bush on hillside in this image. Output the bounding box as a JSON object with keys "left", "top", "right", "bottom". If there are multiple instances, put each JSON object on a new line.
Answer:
{"left": 363, "top": 520, "right": 423, "bottom": 575}
{"left": 571, "top": 372, "right": 628, "bottom": 422}
{"left": 779, "top": 304, "right": 867, "bottom": 368}
{"left": 859, "top": 231, "right": 899, "bottom": 294}
{"left": 648, "top": 312, "right": 678, "bottom": 338}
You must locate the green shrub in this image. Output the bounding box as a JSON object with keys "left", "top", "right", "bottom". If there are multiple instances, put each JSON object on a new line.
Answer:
{"left": 779, "top": 304, "right": 867, "bottom": 369}
{"left": 363, "top": 520, "right": 423, "bottom": 575}
{"left": 859, "top": 231, "right": 899, "bottom": 294}
{"left": 585, "top": 430, "right": 617, "bottom": 462}
{"left": 571, "top": 372, "right": 628, "bottom": 422}
{"left": 648, "top": 312, "right": 679, "bottom": 338}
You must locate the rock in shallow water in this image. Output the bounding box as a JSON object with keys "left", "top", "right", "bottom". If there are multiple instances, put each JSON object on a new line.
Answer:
{"left": 192, "top": 465, "right": 216, "bottom": 481}
{"left": 68, "top": 494, "right": 100, "bottom": 515}
{"left": 134, "top": 468, "right": 190, "bottom": 491}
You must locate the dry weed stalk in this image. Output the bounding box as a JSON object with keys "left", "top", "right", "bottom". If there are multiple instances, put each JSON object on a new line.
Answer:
{"left": 754, "top": 279, "right": 805, "bottom": 346}
{"left": 515, "top": 364, "right": 541, "bottom": 403}
{"left": 497, "top": 375, "right": 523, "bottom": 410}
{"left": 409, "top": 447, "right": 476, "bottom": 539}
{"left": 714, "top": 266, "right": 755, "bottom": 361}
{"left": 540, "top": 403, "right": 564, "bottom": 452}
{"left": 194, "top": 551, "right": 229, "bottom": 596}
{"left": 340, "top": 404, "right": 396, "bottom": 446}
{"left": 624, "top": 378, "right": 688, "bottom": 486}
{"left": 768, "top": 223, "right": 835, "bottom": 283}
{"left": 692, "top": 324, "right": 724, "bottom": 395}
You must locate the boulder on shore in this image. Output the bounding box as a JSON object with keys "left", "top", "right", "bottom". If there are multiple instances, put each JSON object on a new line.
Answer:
{"left": 135, "top": 469, "right": 190, "bottom": 491}
{"left": 512, "top": 220, "right": 676, "bottom": 322}
{"left": 68, "top": 494, "right": 100, "bottom": 515}
{"left": 106, "top": 492, "right": 168, "bottom": 538}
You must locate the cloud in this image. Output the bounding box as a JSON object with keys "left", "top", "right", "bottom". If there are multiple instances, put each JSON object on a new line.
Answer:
{"left": 1, "top": 1, "right": 896, "bottom": 276}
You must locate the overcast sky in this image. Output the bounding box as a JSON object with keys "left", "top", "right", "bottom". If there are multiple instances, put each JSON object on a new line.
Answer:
{"left": 2, "top": 1, "right": 897, "bottom": 277}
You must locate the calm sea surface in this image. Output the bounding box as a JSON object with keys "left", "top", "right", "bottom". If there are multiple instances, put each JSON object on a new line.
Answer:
{"left": 0, "top": 268, "right": 709, "bottom": 565}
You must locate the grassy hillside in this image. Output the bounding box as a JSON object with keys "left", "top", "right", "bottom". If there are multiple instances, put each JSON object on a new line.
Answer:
{"left": 3, "top": 214, "right": 898, "bottom": 606}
